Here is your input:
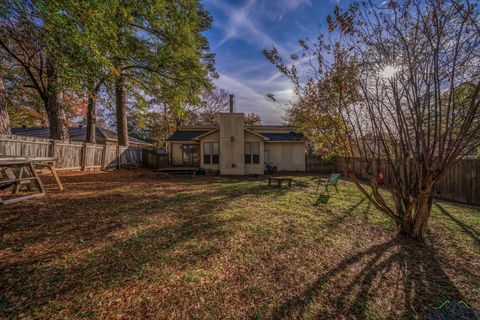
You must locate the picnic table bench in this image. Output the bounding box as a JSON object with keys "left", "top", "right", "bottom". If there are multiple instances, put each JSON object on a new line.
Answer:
{"left": 267, "top": 177, "right": 292, "bottom": 187}
{"left": 29, "top": 157, "right": 64, "bottom": 191}
{"left": 0, "top": 156, "right": 64, "bottom": 205}
{"left": 0, "top": 158, "right": 45, "bottom": 205}
{"left": 153, "top": 167, "right": 199, "bottom": 178}
{"left": 1, "top": 156, "right": 63, "bottom": 190}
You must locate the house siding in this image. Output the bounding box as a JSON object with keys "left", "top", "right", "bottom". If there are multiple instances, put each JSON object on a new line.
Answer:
{"left": 265, "top": 142, "right": 305, "bottom": 171}
{"left": 171, "top": 141, "right": 198, "bottom": 166}
{"left": 167, "top": 114, "right": 306, "bottom": 174}
{"left": 199, "top": 131, "right": 220, "bottom": 171}
{"left": 219, "top": 113, "right": 245, "bottom": 175}
{"left": 170, "top": 142, "right": 183, "bottom": 166}
{"left": 244, "top": 131, "right": 264, "bottom": 175}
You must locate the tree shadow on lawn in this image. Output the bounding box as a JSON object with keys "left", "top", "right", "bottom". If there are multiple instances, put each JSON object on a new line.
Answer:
{"left": 271, "top": 233, "right": 472, "bottom": 319}
{"left": 0, "top": 178, "right": 292, "bottom": 317}
{"left": 314, "top": 194, "right": 330, "bottom": 204}
{"left": 0, "top": 176, "right": 289, "bottom": 250}
{"left": 315, "top": 196, "right": 368, "bottom": 230}
{"left": 435, "top": 203, "right": 480, "bottom": 248}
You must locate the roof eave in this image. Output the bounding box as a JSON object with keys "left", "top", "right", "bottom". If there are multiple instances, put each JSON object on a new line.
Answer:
{"left": 166, "top": 140, "right": 200, "bottom": 143}
{"left": 265, "top": 140, "right": 305, "bottom": 143}
{"left": 244, "top": 128, "right": 270, "bottom": 140}
{"left": 192, "top": 129, "right": 220, "bottom": 141}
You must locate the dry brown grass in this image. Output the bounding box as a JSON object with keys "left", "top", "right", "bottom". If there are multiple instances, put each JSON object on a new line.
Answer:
{"left": 1, "top": 169, "right": 479, "bottom": 319}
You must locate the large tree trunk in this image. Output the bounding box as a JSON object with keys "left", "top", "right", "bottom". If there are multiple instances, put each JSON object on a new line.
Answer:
{"left": 397, "top": 194, "right": 434, "bottom": 240}
{"left": 115, "top": 73, "right": 128, "bottom": 146}
{"left": 86, "top": 92, "right": 96, "bottom": 144}
{"left": 0, "top": 74, "right": 11, "bottom": 135}
{"left": 86, "top": 81, "right": 102, "bottom": 144}
{"left": 46, "top": 58, "right": 69, "bottom": 140}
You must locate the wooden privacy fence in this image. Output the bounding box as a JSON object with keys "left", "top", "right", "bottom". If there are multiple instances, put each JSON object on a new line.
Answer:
{"left": 305, "top": 155, "right": 480, "bottom": 206}
{"left": 0, "top": 134, "right": 146, "bottom": 170}
{"left": 344, "top": 158, "right": 479, "bottom": 206}
{"left": 305, "top": 155, "right": 337, "bottom": 173}
{"left": 144, "top": 149, "right": 170, "bottom": 169}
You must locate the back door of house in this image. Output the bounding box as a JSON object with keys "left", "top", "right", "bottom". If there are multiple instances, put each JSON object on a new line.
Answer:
{"left": 181, "top": 145, "right": 199, "bottom": 166}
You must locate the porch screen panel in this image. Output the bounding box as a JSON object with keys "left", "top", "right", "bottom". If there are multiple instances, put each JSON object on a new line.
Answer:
{"left": 244, "top": 142, "right": 259, "bottom": 164}
{"left": 181, "top": 144, "right": 198, "bottom": 166}
{"left": 212, "top": 142, "right": 219, "bottom": 164}
{"left": 244, "top": 142, "right": 252, "bottom": 164}
{"left": 252, "top": 143, "right": 259, "bottom": 164}
{"left": 204, "top": 142, "right": 211, "bottom": 164}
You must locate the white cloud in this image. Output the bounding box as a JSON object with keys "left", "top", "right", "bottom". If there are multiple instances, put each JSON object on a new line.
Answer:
{"left": 214, "top": 73, "right": 295, "bottom": 124}
{"left": 210, "top": 0, "right": 278, "bottom": 48}
{"left": 203, "top": 0, "right": 310, "bottom": 124}
{"left": 279, "top": 0, "right": 312, "bottom": 11}
{"left": 208, "top": 0, "right": 296, "bottom": 56}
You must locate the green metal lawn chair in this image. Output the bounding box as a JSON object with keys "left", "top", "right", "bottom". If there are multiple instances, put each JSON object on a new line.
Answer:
{"left": 316, "top": 173, "right": 341, "bottom": 193}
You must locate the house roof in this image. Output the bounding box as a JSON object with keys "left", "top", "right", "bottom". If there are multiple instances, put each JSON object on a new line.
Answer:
{"left": 178, "top": 125, "right": 217, "bottom": 130}
{"left": 262, "top": 132, "right": 305, "bottom": 141}
{"left": 247, "top": 125, "right": 296, "bottom": 130}
{"left": 244, "top": 129, "right": 270, "bottom": 140}
{"left": 167, "top": 129, "right": 305, "bottom": 142}
{"left": 11, "top": 127, "right": 150, "bottom": 146}
{"left": 192, "top": 129, "right": 220, "bottom": 141}
{"left": 166, "top": 130, "right": 210, "bottom": 141}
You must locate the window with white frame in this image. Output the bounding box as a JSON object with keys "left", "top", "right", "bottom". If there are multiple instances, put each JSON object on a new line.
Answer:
{"left": 203, "top": 142, "right": 219, "bottom": 164}
{"left": 244, "top": 142, "right": 259, "bottom": 164}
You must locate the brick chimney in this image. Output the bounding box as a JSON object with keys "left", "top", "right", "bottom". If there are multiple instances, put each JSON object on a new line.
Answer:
{"left": 229, "top": 94, "right": 234, "bottom": 113}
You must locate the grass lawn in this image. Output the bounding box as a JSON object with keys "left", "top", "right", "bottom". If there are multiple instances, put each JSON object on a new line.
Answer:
{"left": 1, "top": 169, "right": 479, "bottom": 319}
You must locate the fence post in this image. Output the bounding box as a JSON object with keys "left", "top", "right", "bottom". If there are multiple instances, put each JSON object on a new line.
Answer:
{"left": 116, "top": 144, "right": 121, "bottom": 169}
{"left": 80, "top": 142, "right": 87, "bottom": 171}
{"left": 466, "top": 160, "right": 472, "bottom": 205}
{"left": 101, "top": 145, "right": 107, "bottom": 171}
{"left": 49, "top": 139, "right": 57, "bottom": 158}
{"left": 143, "top": 148, "right": 147, "bottom": 168}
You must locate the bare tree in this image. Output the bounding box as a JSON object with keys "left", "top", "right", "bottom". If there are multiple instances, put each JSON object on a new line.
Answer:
{"left": 173, "top": 88, "right": 231, "bottom": 126}
{"left": 197, "top": 88, "right": 230, "bottom": 125}
{"left": 265, "top": 0, "right": 480, "bottom": 240}
{"left": 244, "top": 112, "right": 262, "bottom": 126}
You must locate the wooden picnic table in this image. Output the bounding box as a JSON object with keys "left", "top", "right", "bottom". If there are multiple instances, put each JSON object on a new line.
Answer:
{"left": 29, "top": 157, "right": 63, "bottom": 191}
{"left": 0, "top": 156, "right": 63, "bottom": 191}
{"left": 153, "top": 167, "right": 199, "bottom": 178}
{"left": 267, "top": 177, "right": 292, "bottom": 187}
{"left": 0, "top": 157, "right": 45, "bottom": 205}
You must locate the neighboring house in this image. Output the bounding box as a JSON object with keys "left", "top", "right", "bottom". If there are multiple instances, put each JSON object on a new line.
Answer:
{"left": 11, "top": 126, "right": 151, "bottom": 148}
{"left": 166, "top": 112, "right": 306, "bottom": 175}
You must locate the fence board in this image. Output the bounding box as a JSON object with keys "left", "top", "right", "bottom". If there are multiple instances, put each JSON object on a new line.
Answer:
{"left": 306, "top": 155, "right": 480, "bottom": 206}
{"left": 0, "top": 134, "right": 147, "bottom": 171}
{"left": 144, "top": 150, "right": 169, "bottom": 169}
{"left": 104, "top": 146, "right": 118, "bottom": 168}
{"left": 305, "top": 155, "right": 337, "bottom": 173}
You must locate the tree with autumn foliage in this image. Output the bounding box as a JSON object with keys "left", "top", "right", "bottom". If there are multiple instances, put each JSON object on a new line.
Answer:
{"left": 110, "top": 0, "right": 216, "bottom": 146}
{"left": 265, "top": 0, "right": 480, "bottom": 240}
{"left": 244, "top": 113, "right": 262, "bottom": 126}
{"left": 195, "top": 88, "right": 231, "bottom": 125}
{"left": 0, "top": 1, "right": 119, "bottom": 140}
{"left": 0, "top": 1, "right": 216, "bottom": 145}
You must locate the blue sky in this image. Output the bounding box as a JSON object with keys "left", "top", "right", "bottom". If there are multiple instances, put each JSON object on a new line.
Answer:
{"left": 203, "top": 0, "right": 344, "bottom": 124}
